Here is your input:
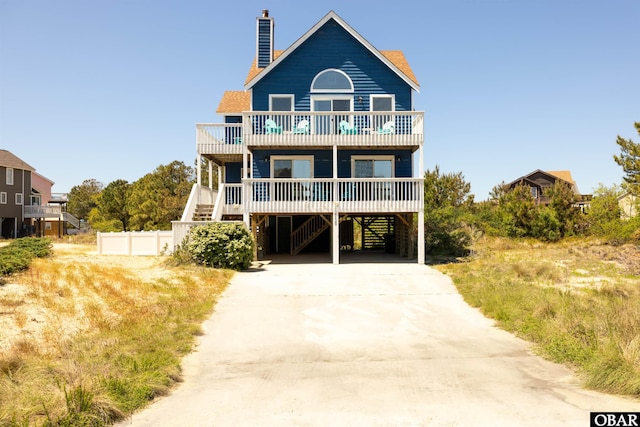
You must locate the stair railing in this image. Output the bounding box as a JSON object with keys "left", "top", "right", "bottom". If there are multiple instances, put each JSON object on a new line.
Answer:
{"left": 291, "top": 215, "right": 330, "bottom": 255}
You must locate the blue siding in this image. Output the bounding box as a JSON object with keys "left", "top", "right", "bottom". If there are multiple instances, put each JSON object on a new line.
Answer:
{"left": 234, "top": 149, "right": 412, "bottom": 179}
{"left": 252, "top": 19, "right": 413, "bottom": 113}
{"left": 226, "top": 162, "right": 242, "bottom": 183}
{"left": 224, "top": 116, "right": 242, "bottom": 124}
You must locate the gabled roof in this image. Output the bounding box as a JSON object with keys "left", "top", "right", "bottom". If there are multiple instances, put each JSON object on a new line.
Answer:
{"left": 508, "top": 176, "right": 540, "bottom": 188}
{"left": 508, "top": 169, "right": 581, "bottom": 194}
{"left": 0, "top": 149, "right": 35, "bottom": 171}
{"left": 244, "top": 11, "right": 420, "bottom": 92}
{"left": 244, "top": 51, "right": 285, "bottom": 86}
{"left": 546, "top": 170, "right": 575, "bottom": 184}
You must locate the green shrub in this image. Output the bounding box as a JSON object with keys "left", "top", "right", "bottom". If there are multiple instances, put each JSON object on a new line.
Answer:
{"left": 530, "top": 207, "right": 562, "bottom": 242}
{"left": 0, "top": 238, "right": 52, "bottom": 275}
{"left": 10, "top": 237, "right": 52, "bottom": 258}
{"left": 182, "top": 223, "right": 254, "bottom": 270}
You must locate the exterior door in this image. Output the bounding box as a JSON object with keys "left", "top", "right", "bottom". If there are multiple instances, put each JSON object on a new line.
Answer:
{"left": 352, "top": 156, "right": 395, "bottom": 200}
{"left": 312, "top": 97, "right": 351, "bottom": 134}
{"left": 271, "top": 156, "right": 313, "bottom": 201}
{"left": 276, "top": 216, "right": 292, "bottom": 254}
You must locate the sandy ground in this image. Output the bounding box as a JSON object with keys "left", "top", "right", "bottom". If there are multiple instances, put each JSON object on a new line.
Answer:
{"left": 0, "top": 243, "right": 170, "bottom": 354}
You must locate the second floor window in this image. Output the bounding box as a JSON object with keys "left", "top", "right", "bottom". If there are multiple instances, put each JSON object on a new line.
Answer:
{"left": 371, "top": 95, "right": 394, "bottom": 112}
{"left": 15, "top": 193, "right": 23, "bottom": 205}
{"left": 371, "top": 95, "right": 395, "bottom": 130}
{"left": 269, "top": 95, "right": 293, "bottom": 131}
{"left": 270, "top": 95, "right": 293, "bottom": 112}
{"left": 6, "top": 168, "right": 14, "bottom": 185}
{"left": 0, "top": 192, "right": 6, "bottom": 204}
{"left": 352, "top": 155, "right": 394, "bottom": 178}
{"left": 271, "top": 156, "right": 313, "bottom": 179}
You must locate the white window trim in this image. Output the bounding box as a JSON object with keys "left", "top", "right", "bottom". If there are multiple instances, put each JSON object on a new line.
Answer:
{"left": 369, "top": 94, "right": 396, "bottom": 111}
{"left": 270, "top": 155, "right": 314, "bottom": 178}
{"left": 531, "top": 187, "right": 538, "bottom": 198}
{"left": 310, "top": 95, "right": 354, "bottom": 111}
{"left": 0, "top": 192, "right": 6, "bottom": 204}
{"left": 269, "top": 94, "right": 294, "bottom": 111}
{"left": 350, "top": 155, "right": 395, "bottom": 178}
{"left": 6, "top": 167, "right": 14, "bottom": 185}
{"left": 15, "top": 193, "right": 23, "bottom": 205}
{"left": 310, "top": 68, "right": 354, "bottom": 93}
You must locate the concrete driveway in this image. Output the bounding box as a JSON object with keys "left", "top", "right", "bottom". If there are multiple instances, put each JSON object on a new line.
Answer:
{"left": 119, "top": 256, "right": 640, "bottom": 426}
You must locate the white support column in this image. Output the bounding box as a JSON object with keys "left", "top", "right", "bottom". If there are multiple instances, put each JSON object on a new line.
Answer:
{"left": 218, "top": 165, "right": 223, "bottom": 187}
{"left": 332, "top": 144, "right": 339, "bottom": 265}
{"left": 332, "top": 211, "right": 339, "bottom": 265}
{"left": 208, "top": 160, "right": 213, "bottom": 189}
{"left": 332, "top": 145, "right": 338, "bottom": 179}
{"left": 419, "top": 140, "right": 424, "bottom": 178}
{"left": 418, "top": 209, "right": 425, "bottom": 264}
{"left": 242, "top": 139, "right": 248, "bottom": 179}
{"left": 242, "top": 141, "right": 250, "bottom": 228}
{"left": 418, "top": 136, "right": 425, "bottom": 264}
{"left": 196, "top": 155, "right": 202, "bottom": 185}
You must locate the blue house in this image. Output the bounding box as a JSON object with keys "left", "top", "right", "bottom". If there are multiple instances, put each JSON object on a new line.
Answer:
{"left": 175, "top": 10, "right": 425, "bottom": 264}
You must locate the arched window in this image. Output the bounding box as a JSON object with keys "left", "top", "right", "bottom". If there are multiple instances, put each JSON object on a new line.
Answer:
{"left": 311, "top": 69, "right": 354, "bottom": 92}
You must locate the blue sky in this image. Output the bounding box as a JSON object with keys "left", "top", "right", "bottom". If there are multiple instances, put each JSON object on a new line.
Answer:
{"left": 1, "top": 0, "right": 638, "bottom": 199}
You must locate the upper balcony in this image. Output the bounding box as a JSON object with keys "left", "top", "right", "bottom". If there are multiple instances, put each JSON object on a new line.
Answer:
{"left": 24, "top": 205, "right": 63, "bottom": 218}
{"left": 197, "top": 111, "right": 424, "bottom": 161}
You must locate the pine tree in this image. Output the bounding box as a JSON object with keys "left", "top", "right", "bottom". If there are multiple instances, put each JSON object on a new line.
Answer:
{"left": 613, "top": 122, "right": 640, "bottom": 195}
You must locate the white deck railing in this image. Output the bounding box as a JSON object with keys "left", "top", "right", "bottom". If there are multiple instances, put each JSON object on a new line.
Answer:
{"left": 197, "top": 111, "right": 423, "bottom": 155}
{"left": 24, "top": 206, "right": 83, "bottom": 228}
{"left": 242, "top": 178, "right": 422, "bottom": 214}
{"left": 196, "top": 123, "right": 244, "bottom": 155}
{"left": 24, "top": 205, "right": 63, "bottom": 218}
{"left": 222, "top": 184, "right": 243, "bottom": 216}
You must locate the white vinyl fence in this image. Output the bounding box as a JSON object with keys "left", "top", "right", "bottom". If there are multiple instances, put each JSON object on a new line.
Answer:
{"left": 97, "top": 231, "right": 173, "bottom": 255}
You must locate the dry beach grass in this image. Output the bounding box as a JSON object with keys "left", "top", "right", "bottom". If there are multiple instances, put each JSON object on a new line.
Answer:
{"left": 437, "top": 237, "right": 640, "bottom": 397}
{"left": 0, "top": 242, "right": 231, "bottom": 426}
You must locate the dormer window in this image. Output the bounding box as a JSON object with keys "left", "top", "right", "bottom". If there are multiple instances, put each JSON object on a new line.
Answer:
{"left": 531, "top": 187, "right": 538, "bottom": 198}
{"left": 311, "top": 69, "right": 353, "bottom": 92}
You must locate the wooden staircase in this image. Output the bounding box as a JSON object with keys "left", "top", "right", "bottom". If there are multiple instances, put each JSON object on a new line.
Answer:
{"left": 192, "top": 204, "right": 214, "bottom": 221}
{"left": 291, "top": 215, "right": 331, "bottom": 255}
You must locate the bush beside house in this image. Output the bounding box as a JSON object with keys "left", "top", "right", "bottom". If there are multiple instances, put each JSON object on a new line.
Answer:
{"left": 177, "top": 223, "right": 254, "bottom": 271}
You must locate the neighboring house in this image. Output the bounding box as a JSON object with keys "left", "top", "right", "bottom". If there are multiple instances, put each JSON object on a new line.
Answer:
{"left": 30, "top": 172, "right": 76, "bottom": 237}
{"left": 506, "top": 169, "right": 591, "bottom": 210}
{"left": 0, "top": 150, "right": 33, "bottom": 238}
{"left": 173, "top": 10, "right": 425, "bottom": 264}
{"left": 0, "top": 149, "right": 78, "bottom": 238}
{"left": 618, "top": 192, "right": 637, "bottom": 219}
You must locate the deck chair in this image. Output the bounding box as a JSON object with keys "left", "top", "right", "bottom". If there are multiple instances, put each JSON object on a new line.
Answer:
{"left": 292, "top": 119, "right": 309, "bottom": 134}
{"left": 339, "top": 120, "right": 357, "bottom": 135}
{"left": 264, "top": 119, "right": 282, "bottom": 134}
{"left": 377, "top": 121, "right": 395, "bottom": 134}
